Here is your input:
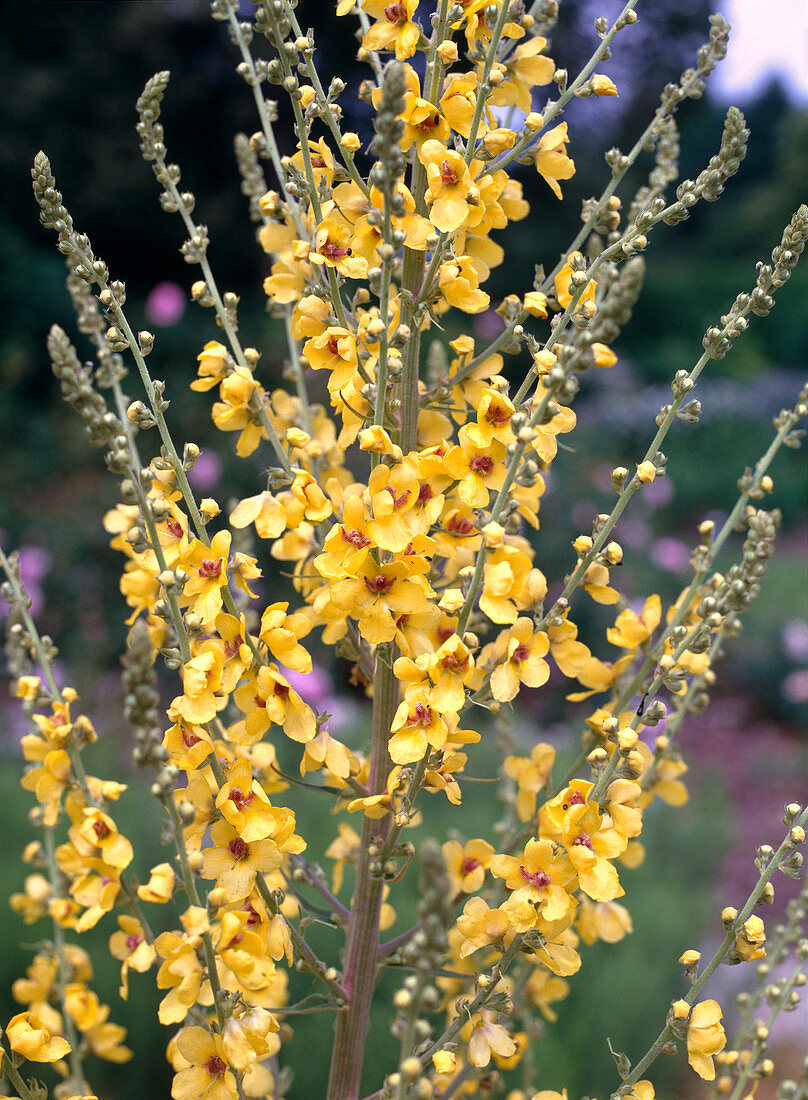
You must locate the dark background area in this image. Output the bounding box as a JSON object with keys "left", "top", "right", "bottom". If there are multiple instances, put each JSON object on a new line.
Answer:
{"left": 0, "top": 2, "right": 806, "bottom": 1098}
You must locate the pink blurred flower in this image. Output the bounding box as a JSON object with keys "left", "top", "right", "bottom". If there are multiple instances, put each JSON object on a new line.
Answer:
{"left": 473, "top": 310, "right": 505, "bottom": 340}
{"left": 187, "top": 450, "right": 222, "bottom": 491}
{"left": 145, "top": 281, "right": 186, "bottom": 327}
{"left": 782, "top": 619, "right": 808, "bottom": 662}
{"left": 782, "top": 669, "right": 808, "bottom": 704}
{"left": 283, "top": 665, "right": 333, "bottom": 708}
{"left": 650, "top": 536, "right": 690, "bottom": 574}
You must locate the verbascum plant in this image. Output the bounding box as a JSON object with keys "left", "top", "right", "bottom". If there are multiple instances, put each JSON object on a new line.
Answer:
{"left": 2, "top": 2, "right": 806, "bottom": 1099}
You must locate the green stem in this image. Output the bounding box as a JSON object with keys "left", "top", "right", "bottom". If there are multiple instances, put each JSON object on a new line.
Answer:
{"left": 326, "top": 647, "right": 399, "bottom": 1100}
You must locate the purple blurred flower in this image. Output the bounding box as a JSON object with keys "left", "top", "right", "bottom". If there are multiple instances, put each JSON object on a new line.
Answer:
{"left": 145, "top": 281, "right": 186, "bottom": 327}
{"left": 642, "top": 476, "right": 674, "bottom": 508}
{"left": 650, "top": 536, "right": 691, "bottom": 574}
{"left": 187, "top": 449, "right": 222, "bottom": 491}
{"left": 616, "top": 516, "right": 651, "bottom": 550}
{"left": 283, "top": 665, "right": 333, "bottom": 708}
{"left": 782, "top": 619, "right": 808, "bottom": 662}
{"left": 782, "top": 669, "right": 808, "bottom": 704}
{"left": 8, "top": 545, "right": 52, "bottom": 618}
{"left": 473, "top": 310, "right": 505, "bottom": 340}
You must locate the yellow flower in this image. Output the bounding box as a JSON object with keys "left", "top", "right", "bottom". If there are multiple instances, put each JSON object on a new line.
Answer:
{"left": 420, "top": 140, "right": 477, "bottom": 234}
{"left": 442, "top": 837, "right": 495, "bottom": 894}
{"left": 389, "top": 685, "right": 450, "bottom": 765}
{"left": 361, "top": 0, "right": 421, "bottom": 60}
{"left": 137, "top": 862, "right": 176, "bottom": 903}
{"left": 171, "top": 1026, "right": 238, "bottom": 1100}
{"left": 428, "top": 634, "right": 475, "bottom": 711}
{"left": 310, "top": 212, "right": 368, "bottom": 279}
{"left": 502, "top": 742, "right": 556, "bottom": 822}
{"left": 682, "top": 999, "right": 727, "bottom": 1080}
{"left": 592, "top": 74, "right": 618, "bottom": 96}
{"left": 211, "top": 366, "right": 267, "bottom": 457}
{"left": 201, "top": 816, "right": 303, "bottom": 902}
{"left": 490, "top": 619, "right": 550, "bottom": 702}
{"left": 439, "top": 255, "right": 490, "bottom": 313}
{"left": 182, "top": 530, "right": 232, "bottom": 626}
{"left": 467, "top": 1009, "right": 517, "bottom": 1068}
{"left": 491, "top": 838, "right": 575, "bottom": 921}
{"left": 77, "top": 809, "right": 133, "bottom": 870}
{"left": 6, "top": 1009, "right": 71, "bottom": 1063}
{"left": 445, "top": 425, "right": 507, "bottom": 508}
{"left": 259, "top": 601, "right": 313, "bottom": 673}
{"left": 456, "top": 896, "right": 511, "bottom": 957}
{"left": 534, "top": 123, "right": 575, "bottom": 199}
{"left": 490, "top": 37, "right": 555, "bottom": 113}
{"left": 109, "top": 915, "right": 156, "bottom": 1000}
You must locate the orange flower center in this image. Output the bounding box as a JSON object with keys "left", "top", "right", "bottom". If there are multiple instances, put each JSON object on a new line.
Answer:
{"left": 385, "top": 485, "right": 411, "bottom": 509}
{"left": 485, "top": 404, "right": 511, "bottom": 426}
{"left": 562, "top": 791, "right": 585, "bottom": 811}
{"left": 447, "top": 514, "right": 474, "bottom": 535}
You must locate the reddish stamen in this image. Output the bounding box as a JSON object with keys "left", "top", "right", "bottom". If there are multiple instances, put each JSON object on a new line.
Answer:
{"left": 470, "top": 455, "right": 494, "bottom": 476}
{"left": 229, "top": 838, "right": 248, "bottom": 861}
{"left": 519, "top": 865, "right": 551, "bottom": 889}
{"left": 440, "top": 158, "right": 459, "bottom": 185}
{"left": 342, "top": 526, "right": 370, "bottom": 549}
{"left": 205, "top": 1055, "right": 227, "bottom": 1078}
{"left": 364, "top": 574, "right": 394, "bottom": 594}
{"left": 321, "top": 236, "right": 351, "bottom": 261}
{"left": 198, "top": 557, "right": 222, "bottom": 579}
{"left": 384, "top": 1, "right": 407, "bottom": 22}
{"left": 228, "top": 786, "right": 254, "bottom": 811}
{"left": 573, "top": 833, "right": 593, "bottom": 849}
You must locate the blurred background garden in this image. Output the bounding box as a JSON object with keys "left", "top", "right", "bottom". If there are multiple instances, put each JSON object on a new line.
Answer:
{"left": 0, "top": 1, "right": 806, "bottom": 1097}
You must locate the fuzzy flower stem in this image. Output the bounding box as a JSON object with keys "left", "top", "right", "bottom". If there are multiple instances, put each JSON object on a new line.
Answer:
{"left": 617, "top": 805, "right": 808, "bottom": 1094}
{"left": 281, "top": 3, "right": 371, "bottom": 200}
{"left": 485, "top": 0, "right": 640, "bottom": 179}
{"left": 326, "top": 647, "right": 398, "bottom": 1100}
{"left": 0, "top": 1042, "right": 35, "bottom": 1100}
{"left": 43, "top": 824, "right": 91, "bottom": 1093}
{"left": 204, "top": 752, "right": 347, "bottom": 1002}
{"left": 726, "top": 953, "right": 808, "bottom": 1100}
{"left": 225, "top": 9, "right": 308, "bottom": 239}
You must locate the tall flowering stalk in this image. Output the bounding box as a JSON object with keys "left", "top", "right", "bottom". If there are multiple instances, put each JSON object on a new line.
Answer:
{"left": 2, "top": 3, "right": 807, "bottom": 1100}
